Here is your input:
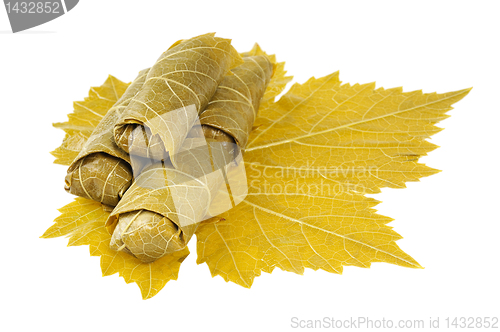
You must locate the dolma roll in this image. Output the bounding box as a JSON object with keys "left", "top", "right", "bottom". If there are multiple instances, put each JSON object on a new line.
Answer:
{"left": 198, "top": 55, "right": 274, "bottom": 148}
{"left": 113, "top": 33, "right": 243, "bottom": 165}
{"left": 107, "top": 125, "right": 236, "bottom": 262}
{"left": 64, "top": 68, "right": 150, "bottom": 206}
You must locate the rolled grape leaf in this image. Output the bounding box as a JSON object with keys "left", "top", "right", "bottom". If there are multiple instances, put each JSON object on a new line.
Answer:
{"left": 198, "top": 55, "right": 274, "bottom": 149}
{"left": 113, "top": 33, "right": 243, "bottom": 166}
{"left": 106, "top": 56, "right": 274, "bottom": 263}
{"left": 64, "top": 68, "right": 150, "bottom": 206}
{"left": 106, "top": 125, "right": 237, "bottom": 263}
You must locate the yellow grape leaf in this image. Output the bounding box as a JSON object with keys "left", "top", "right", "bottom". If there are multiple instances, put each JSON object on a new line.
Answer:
{"left": 42, "top": 197, "right": 189, "bottom": 299}
{"left": 47, "top": 40, "right": 470, "bottom": 295}
{"left": 51, "top": 75, "right": 130, "bottom": 165}
{"left": 195, "top": 72, "right": 471, "bottom": 287}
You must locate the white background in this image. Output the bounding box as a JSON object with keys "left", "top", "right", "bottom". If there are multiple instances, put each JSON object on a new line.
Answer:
{"left": 1, "top": 1, "right": 499, "bottom": 331}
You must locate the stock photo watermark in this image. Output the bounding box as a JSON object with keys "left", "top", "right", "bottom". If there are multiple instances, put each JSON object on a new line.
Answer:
{"left": 290, "top": 316, "right": 499, "bottom": 329}
{"left": 248, "top": 163, "right": 381, "bottom": 196}
{"left": 3, "top": 0, "right": 79, "bottom": 32}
